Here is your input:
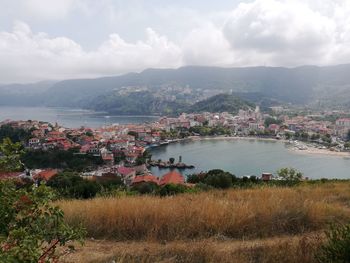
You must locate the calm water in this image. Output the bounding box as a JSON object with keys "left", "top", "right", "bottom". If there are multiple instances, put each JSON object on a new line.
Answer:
{"left": 150, "top": 139, "right": 350, "bottom": 179}
{"left": 0, "top": 106, "right": 159, "bottom": 128}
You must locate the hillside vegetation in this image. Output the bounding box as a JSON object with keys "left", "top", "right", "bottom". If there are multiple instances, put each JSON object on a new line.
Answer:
{"left": 188, "top": 93, "right": 254, "bottom": 114}
{"left": 59, "top": 181, "right": 350, "bottom": 263}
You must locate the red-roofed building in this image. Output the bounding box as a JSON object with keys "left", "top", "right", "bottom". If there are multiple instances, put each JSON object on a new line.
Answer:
{"left": 131, "top": 174, "right": 159, "bottom": 186}
{"left": 117, "top": 166, "right": 136, "bottom": 185}
{"left": 159, "top": 171, "right": 184, "bottom": 186}
{"left": 34, "top": 169, "right": 58, "bottom": 181}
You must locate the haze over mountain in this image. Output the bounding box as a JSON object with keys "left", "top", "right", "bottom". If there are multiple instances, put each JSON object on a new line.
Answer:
{"left": 1, "top": 64, "right": 350, "bottom": 114}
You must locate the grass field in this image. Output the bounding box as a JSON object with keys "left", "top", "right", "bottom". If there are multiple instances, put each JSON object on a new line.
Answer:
{"left": 59, "top": 181, "right": 350, "bottom": 262}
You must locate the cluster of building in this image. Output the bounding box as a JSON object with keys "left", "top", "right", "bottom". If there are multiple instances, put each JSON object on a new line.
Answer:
{"left": 1, "top": 107, "right": 350, "bottom": 184}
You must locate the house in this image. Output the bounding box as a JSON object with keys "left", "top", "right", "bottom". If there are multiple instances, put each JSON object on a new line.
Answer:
{"left": 261, "top": 173, "right": 272, "bottom": 181}
{"left": 117, "top": 166, "right": 136, "bottom": 185}
{"left": 335, "top": 118, "right": 350, "bottom": 139}
{"left": 101, "top": 149, "right": 114, "bottom": 165}
{"left": 159, "top": 171, "right": 185, "bottom": 186}
{"left": 34, "top": 169, "right": 58, "bottom": 182}
{"left": 28, "top": 138, "right": 40, "bottom": 148}
{"left": 131, "top": 174, "right": 159, "bottom": 186}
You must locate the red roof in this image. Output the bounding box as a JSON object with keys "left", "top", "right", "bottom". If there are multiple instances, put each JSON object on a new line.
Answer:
{"left": 131, "top": 174, "right": 159, "bottom": 185}
{"left": 159, "top": 171, "right": 184, "bottom": 186}
{"left": 117, "top": 166, "right": 135, "bottom": 176}
{"left": 35, "top": 169, "right": 58, "bottom": 181}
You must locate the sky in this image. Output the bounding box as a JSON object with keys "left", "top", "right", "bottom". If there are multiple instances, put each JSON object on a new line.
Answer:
{"left": 1, "top": 0, "right": 350, "bottom": 83}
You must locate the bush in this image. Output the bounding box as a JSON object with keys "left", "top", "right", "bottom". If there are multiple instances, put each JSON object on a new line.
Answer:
{"left": 0, "top": 180, "right": 85, "bottom": 262}
{"left": 47, "top": 172, "right": 101, "bottom": 199}
{"left": 159, "top": 184, "right": 188, "bottom": 196}
{"left": 317, "top": 224, "right": 350, "bottom": 263}
{"left": 187, "top": 169, "right": 236, "bottom": 189}
{"left": 132, "top": 182, "right": 159, "bottom": 194}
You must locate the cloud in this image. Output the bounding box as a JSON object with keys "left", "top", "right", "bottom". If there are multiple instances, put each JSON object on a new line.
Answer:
{"left": 0, "top": 21, "right": 182, "bottom": 83}
{"left": 1, "top": 0, "right": 350, "bottom": 83}
{"left": 222, "top": 0, "right": 336, "bottom": 66}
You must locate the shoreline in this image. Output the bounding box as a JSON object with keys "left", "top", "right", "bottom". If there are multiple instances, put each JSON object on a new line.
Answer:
{"left": 185, "top": 136, "right": 350, "bottom": 158}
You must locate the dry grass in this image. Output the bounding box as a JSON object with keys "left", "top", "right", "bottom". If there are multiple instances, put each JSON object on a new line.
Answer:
{"left": 61, "top": 233, "right": 324, "bottom": 263}
{"left": 59, "top": 182, "right": 350, "bottom": 241}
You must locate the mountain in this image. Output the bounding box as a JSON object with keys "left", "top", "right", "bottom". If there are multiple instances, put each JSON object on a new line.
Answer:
{"left": 89, "top": 90, "right": 188, "bottom": 115}
{"left": 188, "top": 94, "right": 254, "bottom": 114}
{"left": 2, "top": 64, "right": 350, "bottom": 111}
{"left": 0, "top": 81, "right": 56, "bottom": 106}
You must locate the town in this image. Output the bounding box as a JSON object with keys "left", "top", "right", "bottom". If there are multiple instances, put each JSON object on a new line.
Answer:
{"left": 1, "top": 106, "right": 350, "bottom": 190}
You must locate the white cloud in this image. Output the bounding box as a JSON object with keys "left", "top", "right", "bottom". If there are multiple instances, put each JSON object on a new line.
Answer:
{"left": 0, "top": 22, "right": 182, "bottom": 83}
{"left": 222, "top": 0, "right": 337, "bottom": 66}
{"left": 1, "top": 0, "right": 350, "bottom": 83}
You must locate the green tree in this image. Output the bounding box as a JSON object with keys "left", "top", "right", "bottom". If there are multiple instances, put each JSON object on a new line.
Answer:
{"left": 0, "top": 138, "right": 24, "bottom": 172}
{"left": 277, "top": 167, "right": 303, "bottom": 181}
{"left": 0, "top": 180, "right": 85, "bottom": 262}
{"left": 47, "top": 172, "right": 101, "bottom": 199}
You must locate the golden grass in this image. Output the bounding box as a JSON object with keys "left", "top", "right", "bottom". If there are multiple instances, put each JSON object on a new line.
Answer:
{"left": 59, "top": 182, "right": 350, "bottom": 241}
{"left": 61, "top": 233, "right": 324, "bottom": 263}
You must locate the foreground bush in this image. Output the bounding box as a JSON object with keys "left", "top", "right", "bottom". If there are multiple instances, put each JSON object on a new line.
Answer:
{"left": 317, "top": 224, "right": 350, "bottom": 263}
{"left": 0, "top": 180, "right": 85, "bottom": 262}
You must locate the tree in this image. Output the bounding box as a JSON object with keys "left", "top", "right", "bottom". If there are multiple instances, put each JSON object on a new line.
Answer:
{"left": 0, "top": 138, "right": 24, "bottom": 172}
{"left": 47, "top": 172, "right": 101, "bottom": 199}
{"left": 277, "top": 167, "right": 303, "bottom": 181}
{"left": 204, "top": 169, "right": 235, "bottom": 189}
{"left": 0, "top": 180, "right": 85, "bottom": 262}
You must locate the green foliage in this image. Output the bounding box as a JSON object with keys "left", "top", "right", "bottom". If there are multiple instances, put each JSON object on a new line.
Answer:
{"left": 0, "top": 180, "right": 85, "bottom": 262}
{"left": 187, "top": 169, "right": 236, "bottom": 189}
{"left": 0, "top": 138, "right": 24, "bottom": 172}
{"left": 131, "top": 182, "right": 159, "bottom": 195}
{"left": 90, "top": 90, "right": 187, "bottom": 115}
{"left": 0, "top": 125, "right": 33, "bottom": 143}
{"left": 188, "top": 93, "right": 255, "bottom": 114}
{"left": 47, "top": 172, "right": 101, "bottom": 199}
{"left": 277, "top": 167, "right": 303, "bottom": 181}
{"left": 21, "top": 148, "right": 103, "bottom": 171}
{"left": 159, "top": 184, "right": 188, "bottom": 196}
{"left": 317, "top": 224, "right": 350, "bottom": 263}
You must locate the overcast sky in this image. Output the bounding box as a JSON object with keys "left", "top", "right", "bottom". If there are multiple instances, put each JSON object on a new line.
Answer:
{"left": 1, "top": 0, "right": 350, "bottom": 83}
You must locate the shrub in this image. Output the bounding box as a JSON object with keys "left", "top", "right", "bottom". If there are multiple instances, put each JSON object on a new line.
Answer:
{"left": 187, "top": 169, "right": 236, "bottom": 189}
{"left": 317, "top": 224, "right": 350, "bottom": 263}
{"left": 132, "top": 182, "right": 159, "bottom": 194}
{"left": 0, "top": 180, "right": 85, "bottom": 262}
{"left": 159, "top": 184, "right": 188, "bottom": 196}
{"left": 47, "top": 172, "right": 101, "bottom": 199}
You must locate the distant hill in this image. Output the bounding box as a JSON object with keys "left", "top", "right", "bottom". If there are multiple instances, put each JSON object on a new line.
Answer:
{"left": 0, "top": 81, "right": 56, "bottom": 106}
{"left": 188, "top": 94, "right": 254, "bottom": 114}
{"left": 89, "top": 91, "right": 188, "bottom": 115}
{"left": 42, "top": 64, "right": 350, "bottom": 107}
{"left": 2, "top": 64, "right": 350, "bottom": 111}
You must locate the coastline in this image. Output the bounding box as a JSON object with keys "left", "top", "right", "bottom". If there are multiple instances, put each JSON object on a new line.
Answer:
{"left": 186, "top": 136, "right": 350, "bottom": 158}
